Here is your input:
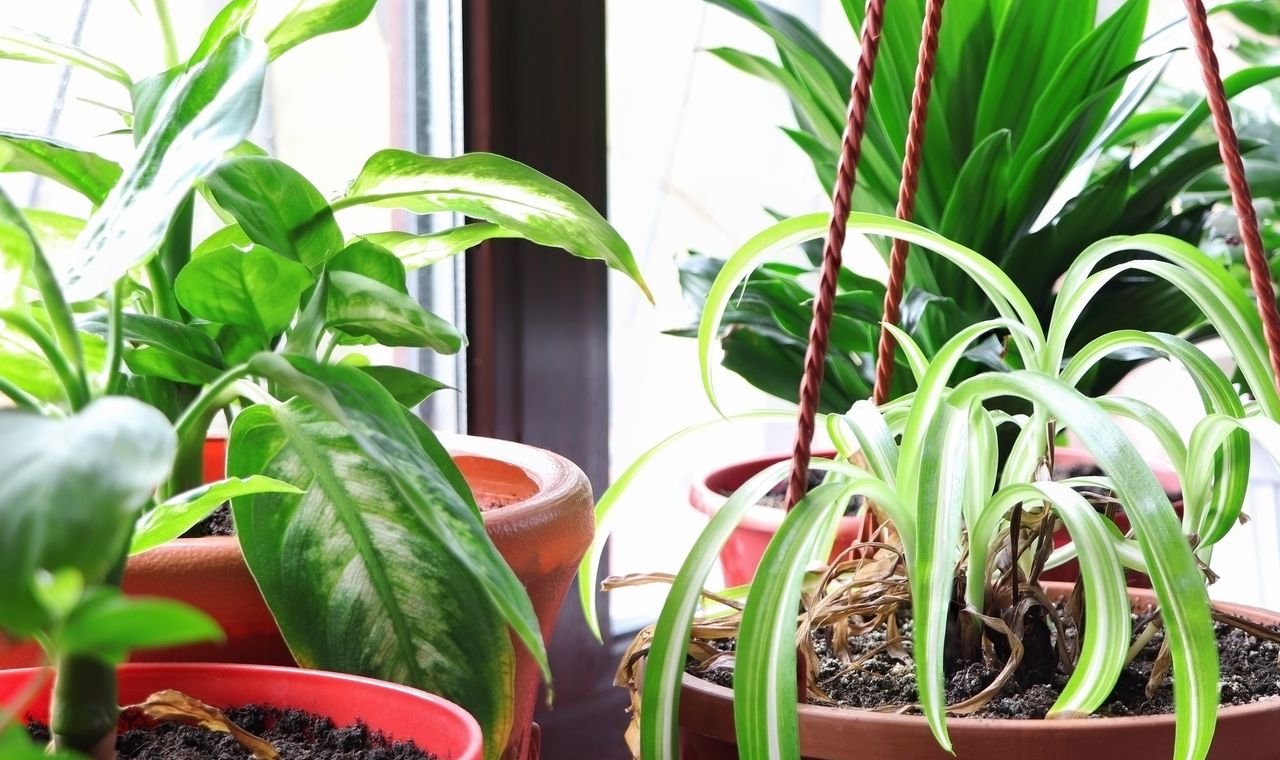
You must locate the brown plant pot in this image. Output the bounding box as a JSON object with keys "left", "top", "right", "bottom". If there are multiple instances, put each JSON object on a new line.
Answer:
{"left": 691, "top": 448, "right": 1183, "bottom": 588}
{"left": 675, "top": 582, "right": 1277, "bottom": 759}
{"left": 0, "top": 434, "right": 593, "bottom": 760}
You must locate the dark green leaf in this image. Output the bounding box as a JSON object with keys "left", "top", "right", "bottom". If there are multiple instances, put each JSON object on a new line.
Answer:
{"left": 938, "top": 129, "right": 1011, "bottom": 251}
{"left": 175, "top": 245, "right": 313, "bottom": 342}
{"left": 0, "top": 132, "right": 121, "bottom": 206}
{"left": 79, "top": 312, "right": 224, "bottom": 373}
{"left": 358, "top": 365, "right": 451, "bottom": 407}
{"left": 205, "top": 156, "right": 343, "bottom": 269}
{"left": 62, "top": 35, "right": 267, "bottom": 302}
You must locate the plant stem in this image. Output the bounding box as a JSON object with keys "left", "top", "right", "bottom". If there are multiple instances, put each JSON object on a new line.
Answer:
{"left": 152, "top": 0, "right": 180, "bottom": 69}
{"left": 50, "top": 653, "right": 117, "bottom": 760}
{"left": 174, "top": 363, "right": 254, "bottom": 442}
{"left": 0, "top": 375, "right": 42, "bottom": 412}
{"left": 151, "top": 191, "right": 193, "bottom": 321}
{"left": 146, "top": 256, "right": 182, "bottom": 322}
{"left": 1, "top": 310, "right": 89, "bottom": 411}
{"left": 103, "top": 281, "right": 125, "bottom": 395}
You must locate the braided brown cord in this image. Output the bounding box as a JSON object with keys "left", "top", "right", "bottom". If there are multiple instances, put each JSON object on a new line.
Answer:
{"left": 785, "top": 0, "right": 889, "bottom": 510}
{"left": 873, "top": 0, "right": 946, "bottom": 406}
{"left": 1184, "top": 0, "right": 1280, "bottom": 392}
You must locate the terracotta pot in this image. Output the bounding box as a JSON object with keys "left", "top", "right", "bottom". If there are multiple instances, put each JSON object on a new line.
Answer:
{"left": 0, "top": 663, "right": 482, "bottom": 760}
{"left": 1, "top": 435, "right": 593, "bottom": 760}
{"left": 691, "top": 448, "right": 1183, "bottom": 588}
{"left": 690, "top": 451, "right": 866, "bottom": 587}
{"left": 675, "top": 582, "right": 1280, "bottom": 759}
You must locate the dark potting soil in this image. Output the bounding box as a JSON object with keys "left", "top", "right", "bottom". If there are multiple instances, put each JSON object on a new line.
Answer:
{"left": 690, "top": 609, "right": 1280, "bottom": 719}
{"left": 182, "top": 504, "right": 235, "bottom": 538}
{"left": 28, "top": 705, "right": 436, "bottom": 760}
{"left": 180, "top": 496, "right": 514, "bottom": 539}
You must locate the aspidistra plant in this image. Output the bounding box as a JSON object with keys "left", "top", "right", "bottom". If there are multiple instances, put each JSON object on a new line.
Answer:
{"left": 586, "top": 214, "right": 1280, "bottom": 760}
{"left": 0, "top": 2, "right": 650, "bottom": 756}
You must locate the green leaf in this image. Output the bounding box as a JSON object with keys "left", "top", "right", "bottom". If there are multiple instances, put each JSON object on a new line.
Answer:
{"left": 61, "top": 35, "right": 267, "bottom": 302}
{"left": 175, "top": 245, "right": 314, "bottom": 342}
{"left": 79, "top": 312, "right": 224, "bottom": 376}
{"left": 130, "top": 475, "right": 301, "bottom": 555}
{"left": 242, "top": 354, "right": 547, "bottom": 680}
{"left": 973, "top": 0, "right": 1095, "bottom": 147}
{"left": 0, "top": 132, "right": 122, "bottom": 206}
{"left": 325, "top": 270, "right": 464, "bottom": 352}
{"left": 734, "top": 482, "right": 862, "bottom": 759}
{"left": 0, "top": 398, "right": 176, "bottom": 637}
{"left": 338, "top": 150, "right": 652, "bottom": 301}
{"left": 0, "top": 724, "right": 76, "bottom": 760}
{"left": 362, "top": 224, "right": 521, "bottom": 271}
{"left": 357, "top": 365, "right": 450, "bottom": 407}
{"left": 205, "top": 156, "right": 343, "bottom": 269}
{"left": 0, "top": 27, "right": 131, "bottom": 86}
{"left": 190, "top": 0, "right": 258, "bottom": 66}
{"left": 192, "top": 223, "right": 253, "bottom": 258}
{"left": 329, "top": 239, "right": 407, "bottom": 292}
{"left": 938, "top": 130, "right": 1010, "bottom": 250}
{"left": 265, "top": 0, "right": 378, "bottom": 60}
{"left": 56, "top": 591, "right": 222, "bottom": 659}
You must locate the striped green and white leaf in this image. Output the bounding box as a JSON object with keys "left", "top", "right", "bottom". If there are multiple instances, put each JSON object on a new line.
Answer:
{"left": 228, "top": 401, "right": 514, "bottom": 758}
{"left": 0, "top": 27, "right": 131, "bottom": 86}
{"left": 335, "top": 150, "right": 652, "bottom": 301}
{"left": 61, "top": 34, "right": 266, "bottom": 302}
{"left": 264, "top": 0, "right": 377, "bottom": 60}
{"left": 361, "top": 224, "right": 521, "bottom": 271}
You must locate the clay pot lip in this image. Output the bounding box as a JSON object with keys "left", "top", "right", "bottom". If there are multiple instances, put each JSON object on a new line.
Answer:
{"left": 678, "top": 581, "right": 1280, "bottom": 734}
{"left": 184, "top": 434, "right": 589, "bottom": 544}
{"left": 440, "top": 434, "right": 592, "bottom": 527}
{"left": 690, "top": 450, "right": 861, "bottom": 531}
{"left": 0, "top": 662, "right": 483, "bottom": 760}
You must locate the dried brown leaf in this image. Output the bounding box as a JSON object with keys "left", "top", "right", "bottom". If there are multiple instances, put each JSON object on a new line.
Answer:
{"left": 124, "top": 690, "right": 279, "bottom": 760}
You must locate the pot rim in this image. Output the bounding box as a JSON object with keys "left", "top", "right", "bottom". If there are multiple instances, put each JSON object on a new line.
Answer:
{"left": 689, "top": 450, "right": 862, "bottom": 531}
{"left": 689, "top": 447, "right": 1183, "bottom": 532}
{"left": 677, "top": 581, "right": 1279, "bottom": 734}
{"left": 1, "top": 662, "right": 483, "bottom": 760}
{"left": 185, "top": 434, "right": 590, "bottom": 542}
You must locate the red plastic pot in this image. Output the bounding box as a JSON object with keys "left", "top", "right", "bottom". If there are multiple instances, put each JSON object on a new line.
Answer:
{"left": 1, "top": 435, "right": 593, "bottom": 760}
{"left": 690, "top": 451, "right": 866, "bottom": 587}
{"left": 675, "top": 582, "right": 1280, "bottom": 759}
{"left": 691, "top": 448, "right": 1183, "bottom": 587}
{"left": 0, "top": 663, "right": 482, "bottom": 760}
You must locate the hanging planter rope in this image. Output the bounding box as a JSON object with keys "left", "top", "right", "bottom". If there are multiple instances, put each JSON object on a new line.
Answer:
{"left": 785, "top": 0, "right": 1280, "bottom": 510}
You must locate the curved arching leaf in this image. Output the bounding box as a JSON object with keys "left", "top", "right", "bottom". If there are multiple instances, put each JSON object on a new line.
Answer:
{"left": 229, "top": 401, "right": 514, "bottom": 758}
{"left": 0, "top": 132, "right": 121, "bottom": 206}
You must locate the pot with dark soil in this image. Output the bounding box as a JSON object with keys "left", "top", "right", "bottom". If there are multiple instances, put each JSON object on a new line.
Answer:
{"left": 666, "top": 584, "right": 1280, "bottom": 759}
{"left": 5, "top": 664, "right": 481, "bottom": 760}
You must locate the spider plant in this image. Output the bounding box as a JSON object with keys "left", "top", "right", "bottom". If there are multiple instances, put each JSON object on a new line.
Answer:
{"left": 0, "top": 2, "right": 649, "bottom": 757}
{"left": 585, "top": 213, "right": 1280, "bottom": 760}
{"left": 672, "top": 0, "right": 1280, "bottom": 409}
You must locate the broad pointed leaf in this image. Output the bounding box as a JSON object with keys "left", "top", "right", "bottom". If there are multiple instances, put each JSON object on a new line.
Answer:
{"left": 325, "top": 270, "right": 464, "bottom": 352}
{"left": 264, "top": 0, "right": 378, "bottom": 60}
{"left": 205, "top": 156, "right": 343, "bottom": 269}
{"left": 339, "top": 150, "right": 652, "bottom": 301}
{"left": 62, "top": 35, "right": 267, "bottom": 302}
{"left": 0, "top": 398, "right": 175, "bottom": 637}
{"left": 0, "top": 132, "right": 121, "bottom": 206}
{"left": 130, "top": 475, "right": 301, "bottom": 555}
{"left": 175, "top": 245, "right": 313, "bottom": 342}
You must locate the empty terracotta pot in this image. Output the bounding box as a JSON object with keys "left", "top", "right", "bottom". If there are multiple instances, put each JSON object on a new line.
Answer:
{"left": 0, "top": 435, "right": 594, "bottom": 760}
{"left": 675, "top": 583, "right": 1280, "bottom": 759}
{"left": 0, "top": 663, "right": 482, "bottom": 760}
{"left": 691, "top": 448, "right": 1183, "bottom": 587}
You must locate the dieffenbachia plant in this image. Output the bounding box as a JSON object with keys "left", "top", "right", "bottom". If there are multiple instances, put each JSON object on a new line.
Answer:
{"left": 0, "top": 2, "right": 650, "bottom": 757}
{"left": 671, "top": 0, "right": 1280, "bottom": 410}
{"left": 584, "top": 213, "right": 1280, "bottom": 760}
